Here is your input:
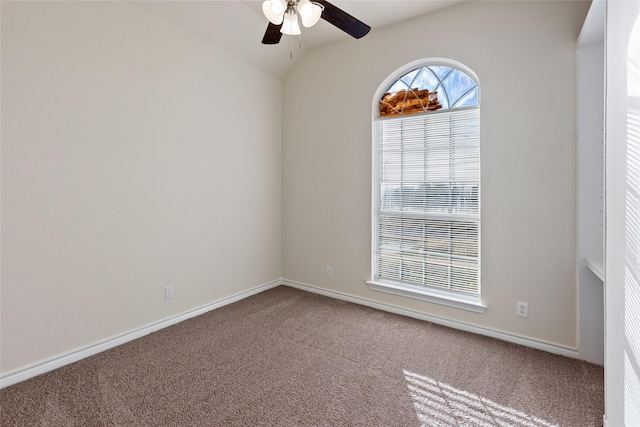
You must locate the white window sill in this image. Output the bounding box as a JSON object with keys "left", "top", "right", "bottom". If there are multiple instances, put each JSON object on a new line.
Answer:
{"left": 366, "top": 280, "right": 487, "bottom": 314}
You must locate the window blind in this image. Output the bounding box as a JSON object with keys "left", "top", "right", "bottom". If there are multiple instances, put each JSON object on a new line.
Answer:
{"left": 374, "top": 107, "right": 480, "bottom": 295}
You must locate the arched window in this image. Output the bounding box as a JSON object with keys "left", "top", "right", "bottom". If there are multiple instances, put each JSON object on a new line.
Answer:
{"left": 369, "top": 59, "right": 484, "bottom": 312}
{"left": 380, "top": 64, "right": 478, "bottom": 116}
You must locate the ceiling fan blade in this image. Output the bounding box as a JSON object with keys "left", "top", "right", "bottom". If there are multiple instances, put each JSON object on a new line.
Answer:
{"left": 315, "top": 0, "right": 371, "bottom": 39}
{"left": 262, "top": 22, "right": 283, "bottom": 44}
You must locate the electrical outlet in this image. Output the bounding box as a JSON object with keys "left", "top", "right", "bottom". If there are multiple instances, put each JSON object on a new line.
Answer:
{"left": 517, "top": 301, "right": 528, "bottom": 318}
{"left": 325, "top": 265, "right": 333, "bottom": 278}
{"left": 165, "top": 286, "right": 175, "bottom": 301}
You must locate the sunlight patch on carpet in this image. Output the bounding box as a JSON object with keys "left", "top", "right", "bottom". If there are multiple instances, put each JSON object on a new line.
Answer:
{"left": 403, "top": 370, "right": 558, "bottom": 427}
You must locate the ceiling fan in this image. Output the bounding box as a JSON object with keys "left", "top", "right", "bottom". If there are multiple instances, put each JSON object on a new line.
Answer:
{"left": 261, "top": 0, "right": 371, "bottom": 45}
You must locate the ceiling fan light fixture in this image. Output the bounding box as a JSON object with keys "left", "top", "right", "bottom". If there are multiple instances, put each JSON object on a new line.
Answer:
{"left": 281, "top": 10, "right": 301, "bottom": 35}
{"left": 261, "top": 0, "right": 371, "bottom": 45}
{"left": 298, "top": 0, "right": 323, "bottom": 28}
{"left": 262, "top": 0, "right": 286, "bottom": 25}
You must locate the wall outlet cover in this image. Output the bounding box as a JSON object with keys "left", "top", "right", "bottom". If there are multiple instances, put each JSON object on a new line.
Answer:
{"left": 517, "top": 301, "right": 528, "bottom": 318}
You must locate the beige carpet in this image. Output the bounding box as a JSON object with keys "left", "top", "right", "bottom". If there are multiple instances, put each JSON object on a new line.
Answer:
{"left": 0, "top": 286, "right": 604, "bottom": 426}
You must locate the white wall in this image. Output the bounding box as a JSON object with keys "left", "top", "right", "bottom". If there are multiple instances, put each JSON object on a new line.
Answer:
{"left": 1, "top": 1, "right": 282, "bottom": 375}
{"left": 282, "top": 0, "right": 590, "bottom": 349}
{"left": 576, "top": 18, "right": 605, "bottom": 364}
{"left": 604, "top": 0, "right": 640, "bottom": 424}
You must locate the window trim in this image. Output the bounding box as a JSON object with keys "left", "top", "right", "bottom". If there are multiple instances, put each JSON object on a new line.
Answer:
{"left": 369, "top": 58, "right": 485, "bottom": 313}
{"left": 366, "top": 279, "right": 487, "bottom": 313}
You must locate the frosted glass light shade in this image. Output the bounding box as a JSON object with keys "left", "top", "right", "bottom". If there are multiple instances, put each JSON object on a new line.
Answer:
{"left": 298, "top": 0, "right": 322, "bottom": 28}
{"left": 262, "top": 0, "right": 286, "bottom": 25}
{"left": 281, "top": 11, "right": 301, "bottom": 35}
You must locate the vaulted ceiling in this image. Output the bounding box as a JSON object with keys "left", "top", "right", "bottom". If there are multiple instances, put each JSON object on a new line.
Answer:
{"left": 132, "top": 1, "right": 466, "bottom": 78}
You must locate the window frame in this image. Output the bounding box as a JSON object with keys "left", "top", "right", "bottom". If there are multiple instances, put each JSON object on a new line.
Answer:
{"left": 368, "top": 58, "right": 486, "bottom": 313}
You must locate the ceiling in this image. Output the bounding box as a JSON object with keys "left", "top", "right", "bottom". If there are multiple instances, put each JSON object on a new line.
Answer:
{"left": 132, "top": 1, "right": 466, "bottom": 78}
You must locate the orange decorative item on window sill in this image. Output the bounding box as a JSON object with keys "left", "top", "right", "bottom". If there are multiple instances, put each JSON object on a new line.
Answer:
{"left": 380, "top": 88, "right": 442, "bottom": 117}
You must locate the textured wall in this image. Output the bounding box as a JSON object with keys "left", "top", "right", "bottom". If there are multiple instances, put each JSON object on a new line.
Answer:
{"left": 282, "top": 0, "right": 590, "bottom": 349}
{"left": 1, "top": 1, "right": 282, "bottom": 374}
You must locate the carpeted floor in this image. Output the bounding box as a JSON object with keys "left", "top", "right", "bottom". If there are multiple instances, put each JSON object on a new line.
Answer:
{"left": 0, "top": 286, "right": 604, "bottom": 426}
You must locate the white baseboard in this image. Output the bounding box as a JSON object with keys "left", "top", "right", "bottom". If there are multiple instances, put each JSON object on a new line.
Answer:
{"left": 281, "top": 279, "right": 581, "bottom": 360}
{"left": 1, "top": 277, "right": 582, "bottom": 389}
{"left": 0, "top": 279, "right": 281, "bottom": 389}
